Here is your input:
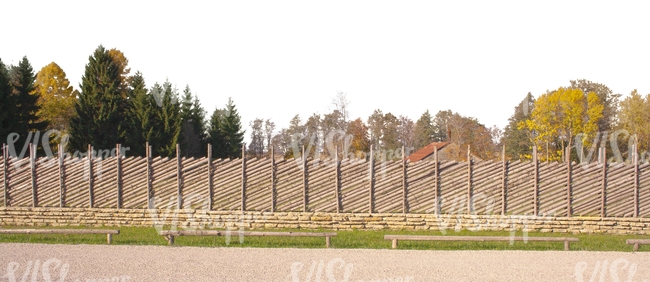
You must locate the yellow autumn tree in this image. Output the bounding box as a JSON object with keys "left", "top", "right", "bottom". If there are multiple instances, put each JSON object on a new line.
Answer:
{"left": 618, "top": 89, "right": 650, "bottom": 152}
{"left": 521, "top": 87, "right": 604, "bottom": 161}
{"left": 34, "top": 62, "right": 77, "bottom": 134}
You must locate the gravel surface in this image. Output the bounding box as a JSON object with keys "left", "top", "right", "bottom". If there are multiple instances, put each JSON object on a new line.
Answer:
{"left": 1, "top": 243, "right": 649, "bottom": 282}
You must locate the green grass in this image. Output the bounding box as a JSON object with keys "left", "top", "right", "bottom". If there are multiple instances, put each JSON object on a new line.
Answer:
{"left": 0, "top": 225, "right": 647, "bottom": 252}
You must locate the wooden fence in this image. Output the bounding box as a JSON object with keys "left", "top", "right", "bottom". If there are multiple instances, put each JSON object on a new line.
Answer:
{"left": 1, "top": 143, "right": 649, "bottom": 217}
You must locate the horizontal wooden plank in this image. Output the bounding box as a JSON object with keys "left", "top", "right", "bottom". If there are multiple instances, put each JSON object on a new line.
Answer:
{"left": 626, "top": 239, "right": 650, "bottom": 244}
{"left": 159, "top": 230, "right": 336, "bottom": 237}
{"left": 0, "top": 229, "right": 119, "bottom": 235}
{"left": 383, "top": 235, "right": 578, "bottom": 242}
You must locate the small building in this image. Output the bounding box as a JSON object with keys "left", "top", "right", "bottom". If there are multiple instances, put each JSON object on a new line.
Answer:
{"left": 406, "top": 141, "right": 482, "bottom": 162}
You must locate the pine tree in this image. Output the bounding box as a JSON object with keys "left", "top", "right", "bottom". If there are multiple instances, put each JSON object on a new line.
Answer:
{"left": 124, "top": 72, "right": 159, "bottom": 156}
{"left": 152, "top": 81, "right": 181, "bottom": 158}
{"left": 69, "top": 45, "right": 125, "bottom": 154}
{"left": 221, "top": 97, "right": 245, "bottom": 158}
{"left": 502, "top": 93, "right": 535, "bottom": 160}
{"left": 0, "top": 59, "right": 14, "bottom": 144}
{"left": 9, "top": 56, "right": 46, "bottom": 149}
{"left": 178, "top": 86, "right": 207, "bottom": 158}
{"left": 413, "top": 110, "right": 436, "bottom": 150}
{"left": 208, "top": 108, "right": 227, "bottom": 158}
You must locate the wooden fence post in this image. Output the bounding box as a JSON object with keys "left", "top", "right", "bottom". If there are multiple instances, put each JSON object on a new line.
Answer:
{"left": 3, "top": 144, "right": 9, "bottom": 207}
{"left": 566, "top": 146, "right": 572, "bottom": 217}
{"left": 467, "top": 145, "right": 472, "bottom": 214}
{"left": 533, "top": 146, "right": 538, "bottom": 216}
{"left": 601, "top": 147, "right": 607, "bottom": 218}
{"left": 176, "top": 144, "right": 183, "bottom": 209}
{"left": 402, "top": 146, "right": 407, "bottom": 214}
{"left": 634, "top": 142, "right": 639, "bottom": 218}
{"left": 116, "top": 144, "right": 122, "bottom": 209}
{"left": 334, "top": 146, "right": 340, "bottom": 213}
{"left": 88, "top": 144, "right": 94, "bottom": 208}
{"left": 59, "top": 144, "right": 65, "bottom": 208}
{"left": 270, "top": 146, "right": 276, "bottom": 212}
{"left": 146, "top": 143, "right": 153, "bottom": 209}
{"left": 30, "top": 143, "right": 37, "bottom": 208}
{"left": 302, "top": 145, "right": 307, "bottom": 212}
{"left": 207, "top": 144, "right": 213, "bottom": 211}
{"left": 241, "top": 144, "right": 246, "bottom": 213}
{"left": 434, "top": 145, "right": 439, "bottom": 214}
{"left": 369, "top": 145, "right": 375, "bottom": 213}
{"left": 502, "top": 145, "right": 506, "bottom": 216}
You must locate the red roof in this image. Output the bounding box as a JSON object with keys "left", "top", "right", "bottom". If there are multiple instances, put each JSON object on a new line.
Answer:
{"left": 406, "top": 142, "right": 449, "bottom": 162}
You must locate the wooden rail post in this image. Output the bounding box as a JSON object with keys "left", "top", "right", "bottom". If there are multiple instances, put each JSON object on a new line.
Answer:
{"left": 502, "top": 145, "right": 506, "bottom": 215}
{"left": 270, "top": 146, "right": 276, "bottom": 212}
{"left": 634, "top": 142, "right": 639, "bottom": 218}
{"left": 434, "top": 145, "right": 439, "bottom": 214}
{"left": 59, "top": 144, "right": 65, "bottom": 208}
{"left": 566, "top": 146, "right": 572, "bottom": 217}
{"left": 402, "top": 146, "right": 407, "bottom": 214}
{"left": 146, "top": 143, "right": 153, "bottom": 209}
{"left": 3, "top": 144, "right": 9, "bottom": 207}
{"left": 467, "top": 145, "right": 472, "bottom": 214}
{"left": 207, "top": 144, "right": 213, "bottom": 211}
{"left": 369, "top": 145, "right": 375, "bottom": 213}
{"left": 241, "top": 144, "right": 247, "bottom": 213}
{"left": 334, "top": 146, "right": 340, "bottom": 213}
{"left": 302, "top": 145, "right": 307, "bottom": 212}
{"left": 601, "top": 147, "right": 607, "bottom": 218}
{"left": 30, "top": 143, "right": 37, "bottom": 208}
{"left": 176, "top": 144, "right": 183, "bottom": 209}
{"left": 533, "top": 146, "right": 538, "bottom": 216}
{"left": 87, "top": 145, "right": 94, "bottom": 208}
{"left": 116, "top": 144, "right": 122, "bottom": 209}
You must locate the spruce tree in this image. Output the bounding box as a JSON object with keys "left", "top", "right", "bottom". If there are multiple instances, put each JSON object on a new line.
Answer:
{"left": 153, "top": 81, "right": 181, "bottom": 158}
{"left": 124, "top": 72, "right": 160, "bottom": 156}
{"left": 413, "top": 110, "right": 436, "bottom": 150}
{"left": 207, "top": 108, "right": 227, "bottom": 159}
{"left": 9, "top": 57, "right": 46, "bottom": 149}
{"left": 0, "top": 59, "right": 14, "bottom": 144}
{"left": 69, "top": 45, "right": 125, "bottom": 154}
{"left": 502, "top": 93, "right": 535, "bottom": 160}
{"left": 178, "top": 86, "right": 207, "bottom": 158}
{"left": 221, "top": 97, "right": 245, "bottom": 158}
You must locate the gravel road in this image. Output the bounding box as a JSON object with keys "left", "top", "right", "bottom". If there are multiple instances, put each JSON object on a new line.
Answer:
{"left": 1, "top": 243, "right": 649, "bottom": 282}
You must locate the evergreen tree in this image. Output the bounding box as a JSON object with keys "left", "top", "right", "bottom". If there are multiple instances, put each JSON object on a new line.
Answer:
{"left": 221, "top": 97, "right": 245, "bottom": 158}
{"left": 69, "top": 45, "right": 125, "bottom": 154}
{"left": 123, "top": 72, "right": 159, "bottom": 156}
{"left": 152, "top": 81, "right": 182, "bottom": 158}
{"left": 502, "top": 93, "right": 535, "bottom": 160}
{"left": 413, "top": 110, "right": 436, "bottom": 150}
{"left": 0, "top": 59, "right": 14, "bottom": 144}
{"left": 208, "top": 108, "right": 227, "bottom": 158}
{"left": 9, "top": 56, "right": 46, "bottom": 149}
{"left": 178, "top": 86, "right": 207, "bottom": 158}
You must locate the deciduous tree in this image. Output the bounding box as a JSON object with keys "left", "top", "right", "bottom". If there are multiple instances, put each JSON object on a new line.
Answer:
{"left": 618, "top": 89, "right": 650, "bottom": 152}
{"left": 522, "top": 87, "right": 604, "bottom": 161}
{"left": 34, "top": 62, "right": 76, "bottom": 134}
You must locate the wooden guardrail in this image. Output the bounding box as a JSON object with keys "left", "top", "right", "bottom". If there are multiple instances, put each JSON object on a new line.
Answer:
{"left": 626, "top": 239, "right": 650, "bottom": 251}
{"left": 384, "top": 235, "right": 579, "bottom": 251}
{"left": 159, "top": 230, "right": 337, "bottom": 248}
{"left": 0, "top": 229, "right": 120, "bottom": 244}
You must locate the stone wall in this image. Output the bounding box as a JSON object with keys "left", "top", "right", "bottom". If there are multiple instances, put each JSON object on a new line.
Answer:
{"left": 1, "top": 207, "right": 649, "bottom": 235}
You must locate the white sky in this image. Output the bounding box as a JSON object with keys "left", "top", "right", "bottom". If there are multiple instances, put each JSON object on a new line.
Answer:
{"left": 3, "top": 1, "right": 650, "bottom": 144}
